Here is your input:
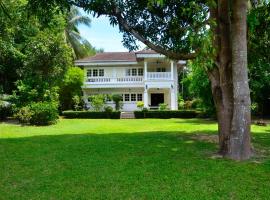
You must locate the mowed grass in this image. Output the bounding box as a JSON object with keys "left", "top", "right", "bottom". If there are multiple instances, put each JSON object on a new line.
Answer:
{"left": 0, "top": 118, "right": 270, "bottom": 200}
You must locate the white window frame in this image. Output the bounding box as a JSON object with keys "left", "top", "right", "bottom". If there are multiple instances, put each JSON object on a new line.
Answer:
{"left": 131, "top": 93, "right": 136, "bottom": 102}
{"left": 124, "top": 93, "right": 130, "bottom": 102}
{"left": 137, "top": 93, "right": 143, "bottom": 101}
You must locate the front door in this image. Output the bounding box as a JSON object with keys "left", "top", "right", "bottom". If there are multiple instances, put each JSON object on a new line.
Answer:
{"left": 151, "top": 93, "right": 164, "bottom": 107}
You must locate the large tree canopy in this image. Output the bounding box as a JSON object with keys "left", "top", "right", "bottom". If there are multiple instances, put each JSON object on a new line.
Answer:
{"left": 28, "top": 0, "right": 213, "bottom": 60}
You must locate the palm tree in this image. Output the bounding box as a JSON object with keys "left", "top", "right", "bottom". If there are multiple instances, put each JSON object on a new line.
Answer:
{"left": 65, "top": 7, "right": 98, "bottom": 59}
{"left": 0, "top": 0, "right": 11, "bottom": 19}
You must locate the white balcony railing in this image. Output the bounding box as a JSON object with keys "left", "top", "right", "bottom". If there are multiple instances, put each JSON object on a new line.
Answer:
{"left": 147, "top": 72, "right": 171, "bottom": 80}
{"left": 86, "top": 76, "right": 143, "bottom": 83}
{"left": 85, "top": 72, "right": 172, "bottom": 84}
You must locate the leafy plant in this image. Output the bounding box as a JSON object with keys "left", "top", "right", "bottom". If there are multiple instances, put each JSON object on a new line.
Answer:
{"left": 72, "top": 95, "right": 82, "bottom": 111}
{"left": 88, "top": 94, "right": 106, "bottom": 111}
{"left": 136, "top": 101, "right": 144, "bottom": 110}
{"left": 112, "top": 94, "right": 123, "bottom": 111}
{"left": 159, "top": 103, "right": 168, "bottom": 111}
{"left": 15, "top": 106, "right": 33, "bottom": 124}
{"left": 29, "top": 102, "right": 59, "bottom": 125}
{"left": 104, "top": 106, "right": 113, "bottom": 113}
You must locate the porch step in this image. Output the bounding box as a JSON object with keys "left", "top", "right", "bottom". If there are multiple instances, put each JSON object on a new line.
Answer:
{"left": 120, "top": 112, "right": 135, "bottom": 119}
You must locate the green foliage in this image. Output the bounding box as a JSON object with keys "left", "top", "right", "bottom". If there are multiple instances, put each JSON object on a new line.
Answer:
{"left": 15, "top": 101, "right": 59, "bottom": 125}
{"left": 134, "top": 110, "right": 203, "bottom": 119}
{"left": 136, "top": 101, "right": 144, "bottom": 110}
{"left": 65, "top": 7, "right": 99, "bottom": 59}
{"left": 183, "top": 60, "right": 215, "bottom": 115}
{"left": 178, "top": 95, "right": 185, "bottom": 109}
{"left": 248, "top": 2, "right": 270, "bottom": 116}
{"left": 72, "top": 95, "right": 82, "bottom": 111}
{"left": 112, "top": 94, "right": 123, "bottom": 111}
{"left": 14, "top": 106, "right": 33, "bottom": 124}
{"left": 29, "top": 102, "right": 59, "bottom": 125}
{"left": 158, "top": 103, "right": 168, "bottom": 111}
{"left": 59, "top": 67, "right": 84, "bottom": 110}
{"left": 62, "top": 111, "right": 121, "bottom": 119}
{"left": 88, "top": 94, "right": 106, "bottom": 111}
{"left": 104, "top": 106, "right": 113, "bottom": 113}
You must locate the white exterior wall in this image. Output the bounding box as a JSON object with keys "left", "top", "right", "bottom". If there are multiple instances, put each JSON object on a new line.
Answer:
{"left": 83, "top": 88, "right": 144, "bottom": 111}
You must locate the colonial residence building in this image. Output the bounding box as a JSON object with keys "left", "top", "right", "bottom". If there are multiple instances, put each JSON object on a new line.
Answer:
{"left": 75, "top": 50, "right": 186, "bottom": 111}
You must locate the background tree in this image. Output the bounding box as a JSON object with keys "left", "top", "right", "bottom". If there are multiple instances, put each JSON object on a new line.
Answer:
{"left": 65, "top": 6, "right": 100, "bottom": 58}
{"left": 59, "top": 66, "right": 84, "bottom": 110}
{"left": 248, "top": 2, "right": 270, "bottom": 116}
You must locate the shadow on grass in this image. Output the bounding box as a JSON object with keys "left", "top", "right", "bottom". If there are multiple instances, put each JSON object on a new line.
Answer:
{"left": 173, "top": 118, "right": 217, "bottom": 125}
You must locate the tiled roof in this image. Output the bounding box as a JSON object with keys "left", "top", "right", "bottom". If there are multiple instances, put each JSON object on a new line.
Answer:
{"left": 135, "top": 49, "right": 157, "bottom": 54}
{"left": 75, "top": 52, "right": 137, "bottom": 63}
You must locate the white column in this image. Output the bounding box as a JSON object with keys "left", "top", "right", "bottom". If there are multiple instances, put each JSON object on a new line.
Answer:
{"left": 144, "top": 61, "right": 148, "bottom": 81}
{"left": 170, "top": 61, "right": 174, "bottom": 80}
{"left": 144, "top": 88, "right": 149, "bottom": 108}
{"left": 170, "top": 88, "right": 176, "bottom": 110}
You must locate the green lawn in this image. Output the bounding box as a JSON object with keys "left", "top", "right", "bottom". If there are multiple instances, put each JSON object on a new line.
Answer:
{"left": 1, "top": 118, "right": 270, "bottom": 200}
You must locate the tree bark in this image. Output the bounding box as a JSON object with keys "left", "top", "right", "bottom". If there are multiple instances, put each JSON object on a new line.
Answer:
{"left": 228, "top": 0, "right": 252, "bottom": 160}
{"left": 209, "top": 0, "right": 252, "bottom": 160}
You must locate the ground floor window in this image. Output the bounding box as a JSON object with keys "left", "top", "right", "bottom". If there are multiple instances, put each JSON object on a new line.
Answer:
{"left": 124, "top": 94, "right": 130, "bottom": 102}
{"left": 137, "top": 94, "right": 143, "bottom": 101}
{"left": 131, "top": 94, "right": 136, "bottom": 101}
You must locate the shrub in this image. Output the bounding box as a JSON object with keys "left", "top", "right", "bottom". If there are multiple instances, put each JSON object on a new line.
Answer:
{"left": 72, "top": 95, "right": 82, "bottom": 111}
{"left": 88, "top": 94, "right": 106, "bottom": 111}
{"left": 15, "top": 106, "right": 33, "bottom": 124}
{"left": 62, "top": 111, "right": 121, "bottom": 119}
{"left": 29, "top": 102, "right": 59, "bottom": 125}
{"left": 178, "top": 95, "right": 185, "bottom": 109}
{"left": 0, "top": 101, "right": 13, "bottom": 120}
{"left": 159, "top": 103, "right": 168, "bottom": 111}
{"left": 112, "top": 94, "right": 123, "bottom": 111}
{"left": 104, "top": 106, "right": 113, "bottom": 113}
{"left": 134, "top": 110, "right": 204, "bottom": 119}
{"left": 136, "top": 101, "right": 144, "bottom": 110}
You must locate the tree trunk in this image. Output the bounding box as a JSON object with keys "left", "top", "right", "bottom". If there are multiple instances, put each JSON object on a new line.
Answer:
{"left": 209, "top": 0, "right": 252, "bottom": 160}
{"left": 228, "top": 0, "right": 252, "bottom": 160}
{"left": 209, "top": 0, "right": 234, "bottom": 155}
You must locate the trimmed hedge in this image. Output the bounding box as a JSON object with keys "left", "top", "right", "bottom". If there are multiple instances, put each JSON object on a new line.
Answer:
{"left": 134, "top": 110, "right": 204, "bottom": 119}
{"left": 62, "top": 111, "right": 121, "bottom": 119}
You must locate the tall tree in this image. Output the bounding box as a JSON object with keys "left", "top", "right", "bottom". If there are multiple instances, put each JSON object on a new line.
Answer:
{"left": 65, "top": 6, "right": 97, "bottom": 58}
{"left": 27, "top": 0, "right": 253, "bottom": 160}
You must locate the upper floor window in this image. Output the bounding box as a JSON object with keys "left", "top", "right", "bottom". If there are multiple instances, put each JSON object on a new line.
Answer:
{"left": 138, "top": 68, "right": 143, "bottom": 76}
{"left": 87, "top": 69, "right": 104, "bottom": 77}
{"left": 99, "top": 69, "right": 104, "bottom": 76}
{"left": 132, "top": 69, "right": 137, "bottom": 76}
{"left": 126, "top": 68, "right": 143, "bottom": 76}
{"left": 87, "top": 69, "right": 92, "bottom": 77}
{"left": 157, "top": 68, "right": 166, "bottom": 72}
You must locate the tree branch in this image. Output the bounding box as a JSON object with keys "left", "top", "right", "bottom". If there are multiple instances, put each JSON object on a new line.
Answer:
{"left": 112, "top": 7, "right": 198, "bottom": 60}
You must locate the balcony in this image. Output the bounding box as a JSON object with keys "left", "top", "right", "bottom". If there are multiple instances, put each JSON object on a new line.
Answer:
{"left": 147, "top": 72, "right": 171, "bottom": 80}
{"left": 86, "top": 76, "right": 143, "bottom": 84}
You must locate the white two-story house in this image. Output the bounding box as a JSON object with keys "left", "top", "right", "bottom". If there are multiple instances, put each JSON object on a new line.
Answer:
{"left": 75, "top": 50, "right": 185, "bottom": 111}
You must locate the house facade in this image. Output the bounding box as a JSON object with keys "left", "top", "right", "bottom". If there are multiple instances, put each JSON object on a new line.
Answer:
{"left": 75, "top": 50, "right": 185, "bottom": 111}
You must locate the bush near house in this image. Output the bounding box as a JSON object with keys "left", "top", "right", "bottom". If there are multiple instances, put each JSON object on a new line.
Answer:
{"left": 62, "top": 111, "right": 121, "bottom": 119}
{"left": 134, "top": 110, "right": 205, "bottom": 119}
{"left": 15, "top": 102, "right": 59, "bottom": 125}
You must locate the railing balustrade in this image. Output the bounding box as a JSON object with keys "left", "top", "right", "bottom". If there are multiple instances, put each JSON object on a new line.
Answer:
{"left": 86, "top": 72, "right": 172, "bottom": 83}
